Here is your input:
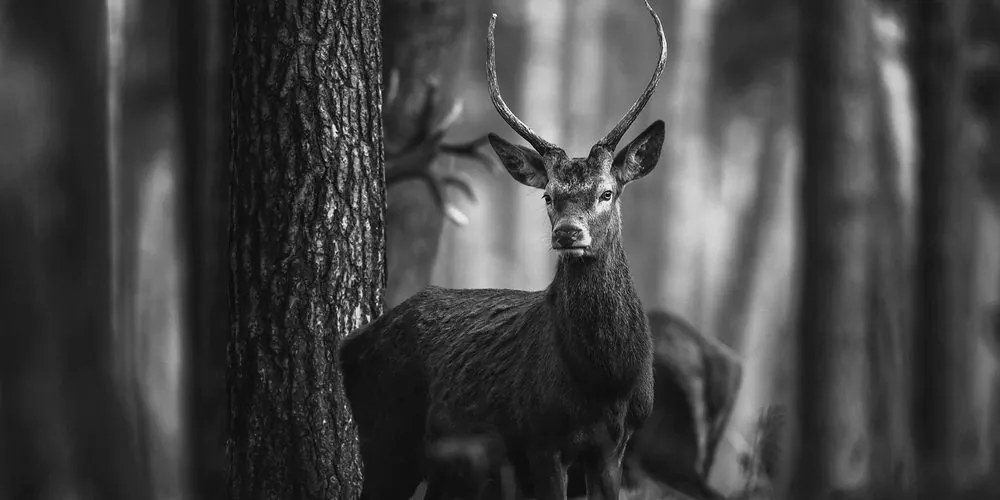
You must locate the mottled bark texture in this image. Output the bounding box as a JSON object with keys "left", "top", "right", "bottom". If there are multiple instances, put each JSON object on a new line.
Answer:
{"left": 795, "top": 0, "right": 876, "bottom": 497}
{"left": 178, "top": 0, "right": 232, "bottom": 498}
{"left": 228, "top": 0, "right": 385, "bottom": 498}
{"left": 911, "top": 0, "right": 977, "bottom": 495}
{"left": 381, "top": 0, "right": 468, "bottom": 308}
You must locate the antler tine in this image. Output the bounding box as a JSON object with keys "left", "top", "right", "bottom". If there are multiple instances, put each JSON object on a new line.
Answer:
{"left": 487, "top": 14, "right": 560, "bottom": 155}
{"left": 598, "top": 0, "right": 668, "bottom": 152}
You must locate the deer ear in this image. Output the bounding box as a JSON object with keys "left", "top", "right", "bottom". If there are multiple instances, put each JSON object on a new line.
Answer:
{"left": 488, "top": 133, "right": 548, "bottom": 189}
{"left": 613, "top": 120, "right": 664, "bottom": 184}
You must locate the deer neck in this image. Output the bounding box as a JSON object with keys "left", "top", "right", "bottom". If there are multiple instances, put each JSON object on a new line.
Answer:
{"left": 547, "top": 236, "right": 650, "bottom": 394}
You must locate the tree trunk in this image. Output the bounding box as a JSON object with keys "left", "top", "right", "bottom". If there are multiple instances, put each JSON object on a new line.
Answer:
{"left": 228, "top": 0, "right": 384, "bottom": 498}
{"left": 911, "top": 0, "right": 978, "bottom": 495}
{"left": 561, "top": 0, "right": 606, "bottom": 154}
{"left": 717, "top": 70, "right": 790, "bottom": 350}
{"left": 867, "top": 24, "right": 916, "bottom": 495}
{"left": 509, "top": 0, "right": 566, "bottom": 290}
{"left": 381, "top": 0, "right": 467, "bottom": 308}
{"left": 656, "top": 0, "right": 715, "bottom": 325}
{"left": 178, "top": 0, "right": 232, "bottom": 498}
{"left": 795, "top": 0, "right": 876, "bottom": 497}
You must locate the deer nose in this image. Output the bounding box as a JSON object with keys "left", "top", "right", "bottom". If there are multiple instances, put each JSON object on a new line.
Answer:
{"left": 552, "top": 225, "right": 584, "bottom": 248}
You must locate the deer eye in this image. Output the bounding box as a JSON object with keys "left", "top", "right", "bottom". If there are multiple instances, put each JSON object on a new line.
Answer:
{"left": 600, "top": 190, "right": 614, "bottom": 201}
{"left": 542, "top": 194, "right": 552, "bottom": 205}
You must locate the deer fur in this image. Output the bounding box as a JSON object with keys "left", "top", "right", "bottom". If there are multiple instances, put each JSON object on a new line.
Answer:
{"left": 340, "top": 2, "right": 668, "bottom": 499}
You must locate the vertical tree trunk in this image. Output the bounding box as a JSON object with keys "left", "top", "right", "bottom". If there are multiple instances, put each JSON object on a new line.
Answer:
{"left": 381, "top": 0, "right": 467, "bottom": 308}
{"left": 1, "top": 1, "right": 157, "bottom": 498}
{"left": 561, "top": 0, "right": 606, "bottom": 154}
{"left": 116, "top": 0, "right": 193, "bottom": 497}
{"left": 656, "top": 0, "right": 715, "bottom": 324}
{"left": 510, "top": 0, "right": 566, "bottom": 290}
{"left": 717, "top": 69, "right": 791, "bottom": 350}
{"left": 867, "top": 23, "right": 916, "bottom": 495}
{"left": 228, "top": 0, "right": 384, "bottom": 498}
{"left": 616, "top": 0, "right": 680, "bottom": 308}
{"left": 435, "top": 0, "right": 530, "bottom": 291}
{"left": 911, "top": 0, "right": 978, "bottom": 495}
{"left": 795, "top": 0, "right": 876, "bottom": 497}
{"left": 178, "top": 0, "right": 232, "bottom": 498}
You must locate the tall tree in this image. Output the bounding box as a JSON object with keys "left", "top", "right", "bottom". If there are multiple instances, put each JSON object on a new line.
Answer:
{"left": 177, "top": 0, "right": 232, "bottom": 497}
{"left": 227, "top": 0, "right": 384, "bottom": 497}
{"left": 380, "top": 0, "right": 494, "bottom": 308}
{"left": 911, "top": 0, "right": 978, "bottom": 495}
{"left": 656, "top": 0, "right": 716, "bottom": 326}
{"left": 867, "top": 14, "right": 917, "bottom": 494}
{"left": 795, "top": 0, "right": 876, "bottom": 498}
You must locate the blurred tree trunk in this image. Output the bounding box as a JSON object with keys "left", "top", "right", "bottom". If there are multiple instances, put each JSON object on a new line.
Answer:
{"left": 911, "top": 0, "right": 979, "bottom": 495}
{"left": 382, "top": 0, "right": 468, "bottom": 308}
{"left": 717, "top": 71, "right": 790, "bottom": 350}
{"left": 116, "top": 0, "right": 193, "bottom": 497}
{"left": 227, "top": 0, "right": 384, "bottom": 498}
{"left": 177, "top": 0, "right": 231, "bottom": 498}
{"left": 0, "top": 0, "right": 154, "bottom": 498}
{"left": 0, "top": 4, "right": 75, "bottom": 498}
{"left": 968, "top": 0, "right": 1000, "bottom": 481}
{"left": 795, "top": 0, "right": 876, "bottom": 498}
{"left": 657, "top": 0, "right": 715, "bottom": 324}
{"left": 510, "top": 0, "right": 567, "bottom": 290}
{"left": 867, "top": 23, "right": 916, "bottom": 495}
{"left": 561, "top": 0, "right": 605, "bottom": 154}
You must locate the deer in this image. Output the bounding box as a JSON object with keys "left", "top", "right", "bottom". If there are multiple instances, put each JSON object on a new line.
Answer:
{"left": 339, "top": 1, "right": 668, "bottom": 498}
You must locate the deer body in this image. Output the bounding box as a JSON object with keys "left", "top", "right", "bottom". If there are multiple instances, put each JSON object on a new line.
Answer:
{"left": 341, "top": 2, "right": 669, "bottom": 498}
{"left": 343, "top": 249, "right": 652, "bottom": 499}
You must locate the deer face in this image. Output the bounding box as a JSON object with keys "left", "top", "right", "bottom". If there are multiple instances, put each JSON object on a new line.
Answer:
{"left": 484, "top": 0, "right": 667, "bottom": 259}
{"left": 488, "top": 121, "right": 664, "bottom": 258}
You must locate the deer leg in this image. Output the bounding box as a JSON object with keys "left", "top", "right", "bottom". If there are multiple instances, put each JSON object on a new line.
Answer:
{"left": 582, "top": 452, "right": 623, "bottom": 500}
{"left": 582, "top": 431, "right": 630, "bottom": 500}
{"left": 527, "top": 450, "right": 567, "bottom": 500}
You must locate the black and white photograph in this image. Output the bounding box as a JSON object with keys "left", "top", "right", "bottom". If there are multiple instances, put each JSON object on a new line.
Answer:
{"left": 1, "top": 0, "right": 999, "bottom": 499}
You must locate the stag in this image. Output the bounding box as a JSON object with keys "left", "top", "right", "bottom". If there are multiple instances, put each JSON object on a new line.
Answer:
{"left": 341, "top": 1, "right": 668, "bottom": 498}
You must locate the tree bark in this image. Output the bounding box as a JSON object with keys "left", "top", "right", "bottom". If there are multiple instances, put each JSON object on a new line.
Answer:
{"left": 911, "top": 0, "right": 978, "bottom": 495}
{"left": 228, "top": 0, "right": 384, "bottom": 498}
{"left": 795, "top": 0, "right": 876, "bottom": 497}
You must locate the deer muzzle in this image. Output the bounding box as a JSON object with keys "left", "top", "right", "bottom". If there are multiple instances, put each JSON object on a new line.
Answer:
{"left": 552, "top": 223, "right": 591, "bottom": 256}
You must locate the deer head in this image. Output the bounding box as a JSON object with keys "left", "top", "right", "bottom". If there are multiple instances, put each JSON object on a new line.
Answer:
{"left": 486, "top": 0, "right": 668, "bottom": 260}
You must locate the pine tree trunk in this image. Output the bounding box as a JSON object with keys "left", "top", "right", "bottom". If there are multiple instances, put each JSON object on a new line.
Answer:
{"left": 795, "top": 0, "right": 876, "bottom": 497}
{"left": 911, "top": 0, "right": 978, "bottom": 495}
{"left": 228, "top": 0, "right": 385, "bottom": 498}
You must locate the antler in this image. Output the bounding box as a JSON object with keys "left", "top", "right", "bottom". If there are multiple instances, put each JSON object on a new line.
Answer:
{"left": 597, "top": 0, "right": 668, "bottom": 152}
{"left": 487, "top": 14, "right": 561, "bottom": 155}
